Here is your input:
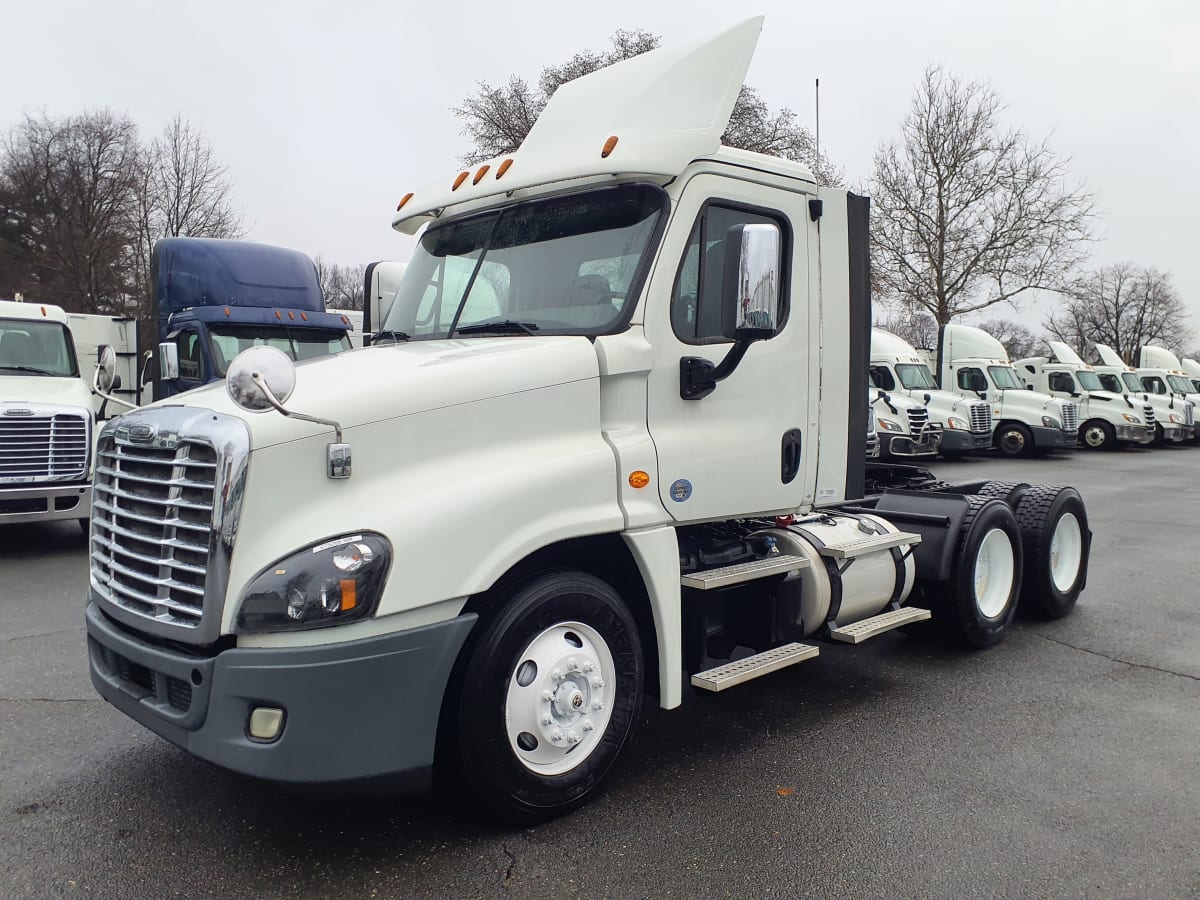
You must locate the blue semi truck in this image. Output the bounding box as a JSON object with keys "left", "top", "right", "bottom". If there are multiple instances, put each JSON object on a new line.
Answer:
{"left": 149, "top": 238, "right": 353, "bottom": 401}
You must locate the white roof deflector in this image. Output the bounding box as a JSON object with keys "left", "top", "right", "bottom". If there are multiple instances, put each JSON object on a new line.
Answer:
{"left": 1047, "top": 340, "right": 1086, "bottom": 366}
{"left": 1093, "top": 344, "right": 1126, "bottom": 368}
{"left": 392, "top": 17, "right": 765, "bottom": 234}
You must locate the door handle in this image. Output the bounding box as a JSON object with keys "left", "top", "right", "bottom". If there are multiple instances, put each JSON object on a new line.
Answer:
{"left": 781, "top": 428, "right": 803, "bottom": 484}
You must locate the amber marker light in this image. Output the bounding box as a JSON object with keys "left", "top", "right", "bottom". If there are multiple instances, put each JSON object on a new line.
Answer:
{"left": 496, "top": 158, "right": 514, "bottom": 179}
{"left": 473, "top": 164, "right": 490, "bottom": 184}
{"left": 339, "top": 579, "right": 358, "bottom": 611}
{"left": 601, "top": 135, "right": 619, "bottom": 158}
{"left": 274, "top": 310, "right": 282, "bottom": 320}
{"left": 629, "top": 470, "right": 650, "bottom": 489}
{"left": 300, "top": 312, "right": 308, "bottom": 321}
{"left": 396, "top": 192, "right": 414, "bottom": 211}
{"left": 224, "top": 307, "right": 231, "bottom": 317}
{"left": 287, "top": 311, "right": 295, "bottom": 320}
{"left": 452, "top": 171, "right": 469, "bottom": 190}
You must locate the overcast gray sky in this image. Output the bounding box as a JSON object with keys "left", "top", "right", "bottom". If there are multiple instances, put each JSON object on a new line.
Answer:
{"left": 6, "top": 0, "right": 1198, "bottom": 338}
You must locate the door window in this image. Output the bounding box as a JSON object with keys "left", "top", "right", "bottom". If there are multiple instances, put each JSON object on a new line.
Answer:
{"left": 172, "top": 330, "right": 204, "bottom": 381}
{"left": 671, "top": 204, "right": 788, "bottom": 343}
{"left": 1048, "top": 372, "right": 1076, "bottom": 393}
{"left": 957, "top": 366, "right": 985, "bottom": 391}
{"left": 869, "top": 365, "right": 896, "bottom": 391}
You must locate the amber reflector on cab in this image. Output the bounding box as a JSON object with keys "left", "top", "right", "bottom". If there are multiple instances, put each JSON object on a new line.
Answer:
{"left": 628, "top": 471, "right": 650, "bottom": 489}
{"left": 452, "top": 171, "right": 469, "bottom": 190}
{"left": 496, "top": 158, "right": 514, "bottom": 179}
{"left": 396, "top": 192, "right": 414, "bottom": 211}
{"left": 601, "top": 136, "right": 619, "bottom": 158}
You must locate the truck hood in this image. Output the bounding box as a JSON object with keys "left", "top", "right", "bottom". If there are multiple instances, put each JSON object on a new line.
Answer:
{"left": 0, "top": 374, "right": 93, "bottom": 412}
{"left": 147, "top": 336, "right": 602, "bottom": 449}
{"left": 994, "top": 388, "right": 1068, "bottom": 417}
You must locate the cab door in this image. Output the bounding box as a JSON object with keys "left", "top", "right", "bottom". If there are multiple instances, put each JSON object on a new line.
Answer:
{"left": 643, "top": 174, "right": 810, "bottom": 522}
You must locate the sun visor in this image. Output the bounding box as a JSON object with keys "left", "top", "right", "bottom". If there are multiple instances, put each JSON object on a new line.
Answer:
{"left": 392, "top": 17, "right": 764, "bottom": 235}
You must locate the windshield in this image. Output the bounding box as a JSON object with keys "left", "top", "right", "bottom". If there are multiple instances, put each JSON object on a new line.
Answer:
{"left": 988, "top": 365, "right": 1024, "bottom": 390}
{"left": 0, "top": 318, "right": 79, "bottom": 377}
{"left": 207, "top": 325, "right": 351, "bottom": 377}
{"left": 896, "top": 363, "right": 937, "bottom": 389}
{"left": 1076, "top": 371, "right": 1103, "bottom": 391}
{"left": 383, "top": 185, "right": 664, "bottom": 339}
{"left": 1167, "top": 375, "right": 1193, "bottom": 394}
{"left": 1121, "top": 373, "right": 1143, "bottom": 392}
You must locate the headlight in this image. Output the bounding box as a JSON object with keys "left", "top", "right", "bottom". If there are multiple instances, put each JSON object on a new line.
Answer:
{"left": 946, "top": 416, "right": 968, "bottom": 430}
{"left": 235, "top": 533, "right": 392, "bottom": 633}
{"left": 1041, "top": 416, "right": 1062, "bottom": 429}
{"left": 1122, "top": 413, "right": 1142, "bottom": 424}
{"left": 877, "top": 418, "right": 903, "bottom": 432}
{"left": 1169, "top": 413, "right": 1183, "bottom": 424}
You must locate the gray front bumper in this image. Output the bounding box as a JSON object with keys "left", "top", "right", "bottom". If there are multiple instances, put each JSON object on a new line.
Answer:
{"left": 879, "top": 432, "right": 941, "bottom": 459}
{"left": 0, "top": 482, "right": 91, "bottom": 524}
{"left": 1114, "top": 424, "right": 1154, "bottom": 444}
{"left": 1030, "top": 425, "right": 1076, "bottom": 449}
{"left": 86, "top": 601, "right": 476, "bottom": 788}
{"left": 939, "top": 430, "right": 993, "bottom": 453}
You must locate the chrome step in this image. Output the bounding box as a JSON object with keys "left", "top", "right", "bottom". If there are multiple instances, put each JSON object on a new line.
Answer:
{"left": 828, "top": 607, "right": 931, "bottom": 644}
{"left": 690, "top": 642, "right": 820, "bottom": 692}
{"left": 818, "top": 531, "right": 922, "bottom": 560}
{"left": 680, "top": 554, "right": 809, "bottom": 590}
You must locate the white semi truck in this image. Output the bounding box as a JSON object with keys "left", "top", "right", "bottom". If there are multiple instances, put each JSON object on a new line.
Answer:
{"left": 1014, "top": 342, "right": 1155, "bottom": 450}
{"left": 1090, "top": 344, "right": 1195, "bottom": 445}
{"left": 1136, "top": 347, "right": 1200, "bottom": 438}
{"left": 867, "top": 385, "right": 942, "bottom": 460}
{"left": 0, "top": 300, "right": 131, "bottom": 530}
{"left": 1182, "top": 358, "right": 1200, "bottom": 393}
{"left": 83, "top": 20, "right": 1092, "bottom": 823}
{"left": 931, "top": 324, "right": 1080, "bottom": 457}
{"left": 871, "top": 328, "right": 992, "bottom": 456}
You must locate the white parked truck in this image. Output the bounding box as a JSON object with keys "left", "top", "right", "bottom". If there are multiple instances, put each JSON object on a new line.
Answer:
{"left": 1181, "top": 358, "right": 1200, "bottom": 393}
{"left": 1136, "top": 347, "right": 1200, "bottom": 441}
{"left": 866, "top": 384, "right": 942, "bottom": 460}
{"left": 0, "top": 301, "right": 101, "bottom": 530}
{"left": 83, "top": 20, "right": 1092, "bottom": 823}
{"left": 1091, "top": 344, "right": 1195, "bottom": 445}
{"left": 871, "top": 328, "right": 992, "bottom": 456}
{"left": 932, "top": 323, "right": 1080, "bottom": 457}
{"left": 1014, "top": 342, "right": 1155, "bottom": 450}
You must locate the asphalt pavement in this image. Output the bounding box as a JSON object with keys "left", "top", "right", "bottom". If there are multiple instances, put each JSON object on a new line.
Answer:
{"left": 2, "top": 446, "right": 1198, "bottom": 899}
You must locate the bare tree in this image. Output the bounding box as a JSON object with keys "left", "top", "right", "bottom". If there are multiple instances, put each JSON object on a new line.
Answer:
{"left": 874, "top": 309, "right": 938, "bottom": 349}
{"left": 454, "top": 28, "right": 841, "bottom": 182}
{"left": 869, "top": 66, "right": 1094, "bottom": 350}
{"left": 1, "top": 110, "right": 141, "bottom": 313}
{"left": 977, "top": 317, "right": 1040, "bottom": 360}
{"left": 1044, "top": 263, "right": 1194, "bottom": 364}
{"left": 314, "top": 257, "right": 366, "bottom": 311}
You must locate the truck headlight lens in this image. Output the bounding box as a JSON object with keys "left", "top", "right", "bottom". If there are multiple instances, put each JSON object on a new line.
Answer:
{"left": 946, "top": 416, "right": 968, "bottom": 430}
{"left": 1122, "top": 413, "right": 1142, "bottom": 424}
{"left": 1041, "top": 416, "right": 1062, "bottom": 429}
{"left": 235, "top": 533, "right": 392, "bottom": 633}
{"left": 877, "top": 418, "right": 903, "bottom": 432}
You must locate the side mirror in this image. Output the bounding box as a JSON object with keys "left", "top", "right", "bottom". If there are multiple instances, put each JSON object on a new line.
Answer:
{"left": 159, "top": 342, "right": 180, "bottom": 381}
{"left": 721, "top": 223, "right": 781, "bottom": 340}
{"left": 226, "top": 346, "right": 297, "bottom": 413}
{"left": 94, "top": 345, "right": 117, "bottom": 393}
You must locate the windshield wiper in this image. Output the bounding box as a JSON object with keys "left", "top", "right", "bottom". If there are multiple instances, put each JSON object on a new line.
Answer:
{"left": 371, "top": 330, "right": 411, "bottom": 344}
{"left": 0, "top": 365, "right": 56, "bottom": 376}
{"left": 454, "top": 321, "right": 541, "bottom": 336}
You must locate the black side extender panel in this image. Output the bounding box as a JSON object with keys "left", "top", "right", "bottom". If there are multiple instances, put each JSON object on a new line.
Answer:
{"left": 872, "top": 490, "right": 972, "bottom": 583}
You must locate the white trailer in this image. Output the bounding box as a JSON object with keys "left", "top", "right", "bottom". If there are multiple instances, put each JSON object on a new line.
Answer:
{"left": 1014, "top": 342, "right": 1155, "bottom": 450}
{"left": 871, "top": 328, "right": 992, "bottom": 456}
{"left": 932, "top": 324, "right": 1080, "bottom": 457}
{"left": 83, "top": 20, "right": 1092, "bottom": 823}
{"left": 1091, "top": 344, "right": 1195, "bottom": 445}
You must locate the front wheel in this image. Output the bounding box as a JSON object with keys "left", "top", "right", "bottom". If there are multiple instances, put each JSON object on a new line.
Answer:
{"left": 1080, "top": 420, "right": 1115, "bottom": 451}
{"left": 450, "top": 571, "right": 643, "bottom": 824}
{"left": 995, "top": 422, "right": 1034, "bottom": 457}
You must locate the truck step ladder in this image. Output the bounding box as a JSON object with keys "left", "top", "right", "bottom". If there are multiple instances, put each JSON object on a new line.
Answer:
{"left": 816, "top": 531, "right": 922, "bottom": 560}
{"left": 828, "top": 607, "right": 931, "bottom": 644}
{"left": 680, "top": 554, "right": 809, "bottom": 590}
{"left": 690, "top": 642, "right": 820, "bottom": 692}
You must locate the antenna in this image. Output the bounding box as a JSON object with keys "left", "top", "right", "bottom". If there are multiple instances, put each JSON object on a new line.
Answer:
{"left": 814, "top": 78, "right": 820, "bottom": 177}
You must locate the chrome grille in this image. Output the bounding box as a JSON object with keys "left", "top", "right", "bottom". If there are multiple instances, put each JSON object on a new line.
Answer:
{"left": 905, "top": 407, "right": 929, "bottom": 437}
{"left": 1143, "top": 405, "right": 1155, "bottom": 428}
{"left": 0, "top": 413, "right": 89, "bottom": 482}
{"left": 90, "top": 438, "right": 217, "bottom": 628}
{"left": 1186, "top": 403, "right": 1195, "bottom": 427}
{"left": 1059, "top": 403, "right": 1079, "bottom": 433}
{"left": 968, "top": 402, "right": 993, "bottom": 433}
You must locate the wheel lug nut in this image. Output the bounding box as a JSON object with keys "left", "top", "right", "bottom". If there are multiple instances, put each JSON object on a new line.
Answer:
{"left": 566, "top": 732, "right": 581, "bottom": 744}
{"left": 582, "top": 661, "right": 595, "bottom": 673}
{"left": 541, "top": 714, "right": 553, "bottom": 726}
{"left": 592, "top": 678, "right": 605, "bottom": 689}
{"left": 592, "top": 700, "right": 604, "bottom": 711}
{"left": 541, "top": 690, "right": 553, "bottom": 702}
{"left": 550, "top": 730, "right": 563, "bottom": 743}
{"left": 581, "top": 719, "right": 594, "bottom": 732}
{"left": 552, "top": 669, "right": 564, "bottom": 683}
{"left": 568, "top": 657, "right": 580, "bottom": 671}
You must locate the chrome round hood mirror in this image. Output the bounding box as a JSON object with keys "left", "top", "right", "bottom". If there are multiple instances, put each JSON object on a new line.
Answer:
{"left": 95, "top": 345, "right": 117, "bottom": 393}
{"left": 226, "top": 346, "right": 297, "bottom": 413}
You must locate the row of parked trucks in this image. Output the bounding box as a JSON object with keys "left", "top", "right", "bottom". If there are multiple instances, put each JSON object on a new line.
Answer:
{"left": 0, "top": 16, "right": 1188, "bottom": 822}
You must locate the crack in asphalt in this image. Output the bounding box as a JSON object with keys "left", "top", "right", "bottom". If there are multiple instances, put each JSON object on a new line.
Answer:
{"left": 0, "top": 697, "right": 99, "bottom": 704}
{"left": 1039, "top": 634, "right": 1200, "bottom": 683}
{"left": 501, "top": 843, "right": 517, "bottom": 890}
{"left": 0, "top": 627, "right": 83, "bottom": 643}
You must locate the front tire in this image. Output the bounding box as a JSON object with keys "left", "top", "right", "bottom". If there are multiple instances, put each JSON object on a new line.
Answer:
{"left": 1080, "top": 420, "right": 1116, "bottom": 451}
{"left": 451, "top": 571, "right": 643, "bottom": 824}
{"left": 995, "top": 422, "right": 1033, "bottom": 457}
{"left": 1014, "top": 485, "right": 1090, "bottom": 619}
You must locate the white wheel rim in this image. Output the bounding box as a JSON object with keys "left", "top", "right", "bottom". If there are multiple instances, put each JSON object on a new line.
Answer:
{"left": 1049, "top": 512, "right": 1083, "bottom": 592}
{"left": 504, "top": 621, "right": 617, "bottom": 776}
{"left": 1084, "top": 426, "right": 1105, "bottom": 447}
{"left": 974, "top": 527, "right": 1015, "bottom": 619}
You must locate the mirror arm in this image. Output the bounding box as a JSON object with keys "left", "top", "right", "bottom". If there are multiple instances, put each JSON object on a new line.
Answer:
{"left": 91, "top": 372, "right": 138, "bottom": 411}
{"left": 251, "top": 372, "right": 344, "bottom": 442}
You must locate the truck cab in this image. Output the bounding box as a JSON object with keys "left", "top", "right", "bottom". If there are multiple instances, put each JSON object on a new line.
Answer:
{"left": 149, "top": 238, "right": 354, "bottom": 401}
{"left": 1181, "top": 358, "right": 1200, "bottom": 393}
{"left": 870, "top": 328, "right": 992, "bottom": 455}
{"left": 935, "top": 323, "right": 1079, "bottom": 457}
{"left": 0, "top": 300, "right": 94, "bottom": 530}
{"left": 1091, "top": 344, "right": 1194, "bottom": 445}
{"left": 866, "top": 382, "right": 942, "bottom": 460}
{"left": 1014, "top": 342, "right": 1154, "bottom": 450}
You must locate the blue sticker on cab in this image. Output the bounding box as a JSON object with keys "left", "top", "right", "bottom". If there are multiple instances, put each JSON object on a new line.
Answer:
{"left": 669, "top": 479, "right": 693, "bottom": 502}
